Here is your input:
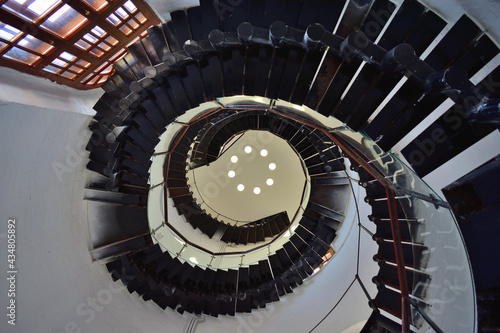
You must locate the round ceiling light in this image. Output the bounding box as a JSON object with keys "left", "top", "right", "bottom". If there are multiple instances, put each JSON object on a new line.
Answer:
{"left": 231, "top": 155, "right": 238, "bottom": 163}
{"left": 244, "top": 146, "right": 252, "bottom": 153}
{"left": 228, "top": 170, "right": 236, "bottom": 178}
{"left": 237, "top": 184, "right": 245, "bottom": 192}
{"left": 260, "top": 149, "right": 268, "bottom": 157}
{"left": 253, "top": 187, "right": 261, "bottom": 195}
{"left": 266, "top": 178, "right": 274, "bottom": 186}
{"left": 269, "top": 162, "right": 276, "bottom": 170}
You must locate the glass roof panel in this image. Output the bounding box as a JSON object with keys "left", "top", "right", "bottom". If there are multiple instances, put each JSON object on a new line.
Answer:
{"left": 3, "top": 46, "right": 40, "bottom": 65}
{"left": 2, "top": 0, "right": 61, "bottom": 23}
{"left": 41, "top": 4, "right": 88, "bottom": 39}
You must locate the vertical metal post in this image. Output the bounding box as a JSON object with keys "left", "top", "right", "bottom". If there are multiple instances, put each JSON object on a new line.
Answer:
{"left": 386, "top": 188, "right": 411, "bottom": 333}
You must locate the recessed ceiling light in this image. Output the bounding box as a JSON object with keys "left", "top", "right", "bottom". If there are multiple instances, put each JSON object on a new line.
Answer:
{"left": 228, "top": 170, "right": 236, "bottom": 178}
{"left": 244, "top": 146, "right": 252, "bottom": 153}
{"left": 231, "top": 155, "right": 238, "bottom": 163}
{"left": 269, "top": 163, "right": 276, "bottom": 170}
{"left": 260, "top": 149, "right": 268, "bottom": 157}
{"left": 253, "top": 187, "right": 261, "bottom": 195}
{"left": 266, "top": 178, "right": 274, "bottom": 186}
{"left": 237, "top": 184, "right": 245, "bottom": 191}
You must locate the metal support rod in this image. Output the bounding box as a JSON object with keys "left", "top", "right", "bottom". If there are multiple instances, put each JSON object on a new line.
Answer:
{"left": 355, "top": 274, "right": 374, "bottom": 302}
{"left": 176, "top": 243, "right": 187, "bottom": 258}
{"left": 359, "top": 223, "right": 374, "bottom": 237}
{"left": 150, "top": 181, "right": 166, "bottom": 190}
{"left": 407, "top": 297, "right": 444, "bottom": 333}
{"left": 387, "top": 188, "right": 411, "bottom": 333}
{"left": 152, "top": 151, "right": 169, "bottom": 156}
{"left": 388, "top": 184, "right": 450, "bottom": 209}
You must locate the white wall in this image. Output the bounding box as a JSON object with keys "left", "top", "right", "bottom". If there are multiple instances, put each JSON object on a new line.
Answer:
{"left": 0, "top": 103, "right": 187, "bottom": 333}
{"left": 145, "top": 0, "right": 200, "bottom": 21}
{"left": 0, "top": 67, "right": 101, "bottom": 115}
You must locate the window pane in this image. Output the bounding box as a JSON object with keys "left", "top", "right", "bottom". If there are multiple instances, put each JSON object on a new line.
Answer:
{"left": 43, "top": 65, "right": 61, "bottom": 74}
{"left": 28, "top": 0, "right": 60, "bottom": 16}
{"left": 3, "top": 46, "right": 40, "bottom": 65}
{"left": 69, "top": 65, "right": 84, "bottom": 74}
{"left": 76, "top": 59, "right": 91, "bottom": 68}
{"left": 119, "top": 25, "right": 132, "bottom": 36}
{"left": 105, "top": 35, "right": 119, "bottom": 46}
{"left": 97, "top": 42, "right": 111, "bottom": 52}
{"left": 90, "top": 47, "right": 104, "bottom": 57}
{"left": 135, "top": 12, "right": 147, "bottom": 24}
{"left": 126, "top": 36, "right": 140, "bottom": 47}
{"left": 17, "top": 35, "right": 54, "bottom": 55}
{"left": 51, "top": 58, "right": 68, "bottom": 68}
{"left": 128, "top": 19, "right": 140, "bottom": 30}
{"left": 75, "top": 39, "right": 91, "bottom": 50}
{"left": 91, "top": 26, "right": 106, "bottom": 38}
{"left": 60, "top": 51, "right": 76, "bottom": 62}
{"left": 41, "top": 4, "right": 88, "bottom": 39}
{"left": 83, "top": 33, "right": 98, "bottom": 44}
{"left": 93, "top": 61, "right": 108, "bottom": 73}
{"left": 106, "top": 13, "right": 121, "bottom": 26}
{"left": 88, "top": 75, "right": 100, "bottom": 85}
{"left": 60, "top": 71, "right": 76, "bottom": 80}
{"left": 82, "top": 0, "right": 108, "bottom": 12}
{"left": 115, "top": 7, "right": 129, "bottom": 19}
{"left": 0, "top": 40, "right": 7, "bottom": 52}
{"left": 101, "top": 63, "right": 114, "bottom": 75}
{"left": 2, "top": 0, "right": 61, "bottom": 22}
{"left": 0, "top": 22, "right": 21, "bottom": 42}
{"left": 124, "top": 1, "right": 137, "bottom": 13}
{"left": 80, "top": 72, "right": 94, "bottom": 83}
{"left": 109, "top": 48, "right": 126, "bottom": 62}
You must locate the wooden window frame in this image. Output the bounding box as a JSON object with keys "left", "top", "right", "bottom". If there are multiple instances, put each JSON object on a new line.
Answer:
{"left": 0, "top": 0, "right": 160, "bottom": 89}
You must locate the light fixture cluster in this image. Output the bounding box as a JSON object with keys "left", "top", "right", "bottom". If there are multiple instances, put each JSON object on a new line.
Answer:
{"left": 228, "top": 146, "right": 276, "bottom": 195}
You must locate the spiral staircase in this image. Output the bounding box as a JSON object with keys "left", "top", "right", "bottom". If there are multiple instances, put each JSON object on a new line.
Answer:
{"left": 83, "top": 0, "right": 500, "bottom": 332}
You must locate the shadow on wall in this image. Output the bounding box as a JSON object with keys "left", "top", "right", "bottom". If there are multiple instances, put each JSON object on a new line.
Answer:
{"left": 0, "top": 67, "right": 101, "bottom": 115}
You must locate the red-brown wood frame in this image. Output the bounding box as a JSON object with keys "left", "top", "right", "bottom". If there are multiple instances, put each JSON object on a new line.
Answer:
{"left": 0, "top": 0, "right": 160, "bottom": 89}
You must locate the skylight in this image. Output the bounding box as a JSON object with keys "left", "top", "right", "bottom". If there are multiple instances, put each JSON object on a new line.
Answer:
{"left": 0, "top": 23, "right": 20, "bottom": 41}
{"left": 28, "top": 0, "right": 59, "bottom": 16}
{"left": 0, "top": 0, "right": 160, "bottom": 89}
